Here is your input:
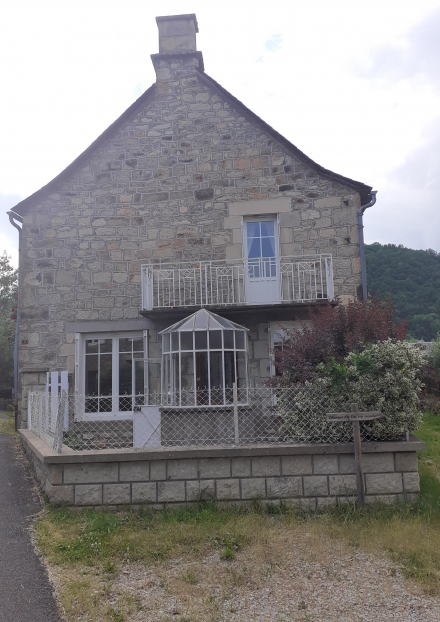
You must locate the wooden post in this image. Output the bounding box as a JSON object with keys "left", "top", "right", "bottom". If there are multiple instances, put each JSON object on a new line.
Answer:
{"left": 326, "top": 403, "right": 382, "bottom": 508}
{"left": 351, "top": 403, "right": 365, "bottom": 507}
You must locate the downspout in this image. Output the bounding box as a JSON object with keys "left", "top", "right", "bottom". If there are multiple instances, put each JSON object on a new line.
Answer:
{"left": 7, "top": 210, "right": 23, "bottom": 431}
{"left": 357, "top": 190, "right": 377, "bottom": 302}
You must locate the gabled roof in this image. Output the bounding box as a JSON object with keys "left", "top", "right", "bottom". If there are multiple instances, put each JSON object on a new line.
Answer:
{"left": 11, "top": 71, "right": 373, "bottom": 216}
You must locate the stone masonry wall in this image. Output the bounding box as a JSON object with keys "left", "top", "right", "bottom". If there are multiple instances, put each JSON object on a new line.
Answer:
{"left": 17, "top": 52, "right": 364, "bottom": 423}
{"left": 22, "top": 430, "right": 421, "bottom": 509}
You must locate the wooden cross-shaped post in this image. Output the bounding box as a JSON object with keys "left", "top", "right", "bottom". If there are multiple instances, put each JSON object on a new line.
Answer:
{"left": 326, "top": 403, "right": 383, "bottom": 507}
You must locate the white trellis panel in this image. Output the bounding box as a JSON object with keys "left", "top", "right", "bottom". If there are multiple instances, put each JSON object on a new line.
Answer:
{"left": 46, "top": 371, "right": 69, "bottom": 431}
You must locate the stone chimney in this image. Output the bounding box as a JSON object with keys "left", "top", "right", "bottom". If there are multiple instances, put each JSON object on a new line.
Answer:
{"left": 151, "top": 14, "right": 204, "bottom": 84}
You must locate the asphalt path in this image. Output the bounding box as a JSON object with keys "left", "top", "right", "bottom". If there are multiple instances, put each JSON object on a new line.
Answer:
{"left": 0, "top": 432, "right": 60, "bottom": 621}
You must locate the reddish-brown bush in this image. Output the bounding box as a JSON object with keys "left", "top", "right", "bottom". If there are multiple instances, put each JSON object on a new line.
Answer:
{"left": 273, "top": 297, "right": 407, "bottom": 385}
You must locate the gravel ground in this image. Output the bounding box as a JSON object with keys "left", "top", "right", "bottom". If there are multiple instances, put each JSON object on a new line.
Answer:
{"left": 102, "top": 538, "right": 440, "bottom": 622}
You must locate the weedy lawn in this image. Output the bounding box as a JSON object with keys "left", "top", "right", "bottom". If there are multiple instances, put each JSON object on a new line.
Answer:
{"left": 0, "top": 409, "right": 15, "bottom": 434}
{"left": 34, "top": 413, "right": 440, "bottom": 622}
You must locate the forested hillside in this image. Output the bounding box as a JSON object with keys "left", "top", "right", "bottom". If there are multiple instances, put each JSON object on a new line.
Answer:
{"left": 365, "top": 243, "right": 440, "bottom": 341}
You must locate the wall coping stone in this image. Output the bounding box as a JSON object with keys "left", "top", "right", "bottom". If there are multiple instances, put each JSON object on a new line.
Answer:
{"left": 19, "top": 429, "right": 426, "bottom": 465}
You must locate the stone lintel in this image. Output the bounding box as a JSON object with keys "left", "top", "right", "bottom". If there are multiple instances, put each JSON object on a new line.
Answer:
{"left": 64, "top": 319, "right": 154, "bottom": 333}
{"left": 228, "top": 197, "right": 292, "bottom": 216}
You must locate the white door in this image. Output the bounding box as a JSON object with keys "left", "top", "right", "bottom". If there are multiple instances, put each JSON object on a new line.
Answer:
{"left": 244, "top": 217, "right": 280, "bottom": 304}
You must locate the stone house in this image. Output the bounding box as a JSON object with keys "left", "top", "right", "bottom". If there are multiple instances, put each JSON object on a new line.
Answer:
{"left": 9, "top": 13, "right": 374, "bottom": 436}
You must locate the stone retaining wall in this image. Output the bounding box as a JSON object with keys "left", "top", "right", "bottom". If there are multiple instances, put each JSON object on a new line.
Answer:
{"left": 20, "top": 430, "right": 424, "bottom": 510}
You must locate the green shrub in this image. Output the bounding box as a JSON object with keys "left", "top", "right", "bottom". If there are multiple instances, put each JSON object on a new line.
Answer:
{"left": 277, "top": 340, "right": 425, "bottom": 442}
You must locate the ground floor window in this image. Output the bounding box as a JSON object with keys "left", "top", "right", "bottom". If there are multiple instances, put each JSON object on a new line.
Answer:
{"left": 76, "top": 332, "right": 145, "bottom": 416}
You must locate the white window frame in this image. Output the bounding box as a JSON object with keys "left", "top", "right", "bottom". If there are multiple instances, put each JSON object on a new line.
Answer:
{"left": 76, "top": 331, "right": 146, "bottom": 421}
{"left": 241, "top": 214, "right": 280, "bottom": 261}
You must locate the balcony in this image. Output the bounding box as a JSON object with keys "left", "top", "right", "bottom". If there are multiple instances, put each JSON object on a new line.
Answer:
{"left": 141, "top": 255, "right": 334, "bottom": 314}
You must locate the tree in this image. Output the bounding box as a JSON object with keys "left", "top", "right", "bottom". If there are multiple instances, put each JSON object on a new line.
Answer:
{"left": 365, "top": 243, "right": 440, "bottom": 341}
{"left": 0, "top": 252, "right": 17, "bottom": 391}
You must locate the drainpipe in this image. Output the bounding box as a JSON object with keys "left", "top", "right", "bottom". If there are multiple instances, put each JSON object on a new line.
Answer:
{"left": 357, "top": 191, "right": 377, "bottom": 302}
{"left": 7, "top": 210, "right": 23, "bottom": 431}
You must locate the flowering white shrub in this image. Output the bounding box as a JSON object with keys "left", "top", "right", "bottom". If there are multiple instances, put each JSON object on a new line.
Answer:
{"left": 277, "top": 339, "right": 426, "bottom": 443}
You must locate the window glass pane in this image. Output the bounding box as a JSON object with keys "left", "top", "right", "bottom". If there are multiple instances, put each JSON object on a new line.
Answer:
{"left": 195, "top": 331, "right": 207, "bottom": 350}
{"left": 171, "top": 353, "right": 180, "bottom": 395}
{"left": 216, "top": 316, "right": 231, "bottom": 328}
{"left": 248, "top": 236, "right": 261, "bottom": 259}
{"left": 236, "top": 352, "right": 247, "bottom": 388}
{"left": 85, "top": 355, "right": 98, "bottom": 395}
{"left": 99, "top": 339, "right": 112, "bottom": 353}
{"left": 246, "top": 222, "right": 260, "bottom": 238}
{"left": 86, "top": 339, "right": 98, "bottom": 354}
{"left": 118, "top": 338, "right": 132, "bottom": 353}
{"left": 162, "top": 333, "right": 170, "bottom": 353}
{"left": 171, "top": 332, "right": 179, "bottom": 351}
{"left": 196, "top": 352, "right": 208, "bottom": 391}
{"left": 181, "top": 331, "right": 193, "bottom": 351}
{"left": 134, "top": 359, "right": 144, "bottom": 403}
{"left": 235, "top": 331, "right": 245, "bottom": 350}
{"left": 224, "top": 351, "right": 235, "bottom": 387}
{"left": 209, "top": 351, "right": 223, "bottom": 388}
{"left": 261, "top": 237, "right": 276, "bottom": 257}
{"left": 195, "top": 312, "right": 208, "bottom": 329}
{"left": 210, "top": 351, "right": 223, "bottom": 405}
{"left": 132, "top": 338, "right": 143, "bottom": 352}
{"left": 163, "top": 354, "right": 170, "bottom": 393}
{"left": 119, "top": 352, "right": 132, "bottom": 396}
{"left": 180, "top": 352, "right": 194, "bottom": 391}
{"left": 100, "top": 354, "right": 112, "bottom": 395}
{"left": 260, "top": 221, "right": 274, "bottom": 237}
{"left": 209, "top": 330, "right": 221, "bottom": 349}
{"left": 224, "top": 330, "right": 234, "bottom": 349}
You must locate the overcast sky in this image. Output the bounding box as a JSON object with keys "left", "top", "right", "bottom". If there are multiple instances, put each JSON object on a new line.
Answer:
{"left": 1, "top": 0, "right": 440, "bottom": 266}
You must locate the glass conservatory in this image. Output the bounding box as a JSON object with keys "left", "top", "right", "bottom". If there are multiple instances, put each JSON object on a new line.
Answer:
{"left": 159, "top": 309, "right": 249, "bottom": 407}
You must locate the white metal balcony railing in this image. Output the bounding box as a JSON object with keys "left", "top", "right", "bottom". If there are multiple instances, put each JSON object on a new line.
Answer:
{"left": 141, "top": 255, "right": 334, "bottom": 311}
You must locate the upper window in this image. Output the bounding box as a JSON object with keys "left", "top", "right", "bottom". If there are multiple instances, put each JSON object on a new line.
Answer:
{"left": 78, "top": 332, "right": 145, "bottom": 417}
{"left": 243, "top": 216, "right": 280, "bottom": 304}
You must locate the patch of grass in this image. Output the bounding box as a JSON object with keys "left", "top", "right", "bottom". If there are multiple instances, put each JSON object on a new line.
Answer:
{"left": 0, "top": 410, "right": 15, "bottom": 435}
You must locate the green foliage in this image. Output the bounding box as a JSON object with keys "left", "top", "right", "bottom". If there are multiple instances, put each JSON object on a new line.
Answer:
{"left": 0, "top": 252, "right": 17, "bottom": 390}
{"left": 431, "top": 336, "right": 440, "bottom": 374}
{"left": 277, "top": 340, "right": 425, "bottom": 442}
{"left": 365, "top": 243, "right": 440, "bottom": 341}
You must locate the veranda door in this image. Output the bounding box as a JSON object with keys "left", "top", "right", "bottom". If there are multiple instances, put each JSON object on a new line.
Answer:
{"left": 244, "top": 217, "right": 280, "bottom": 304}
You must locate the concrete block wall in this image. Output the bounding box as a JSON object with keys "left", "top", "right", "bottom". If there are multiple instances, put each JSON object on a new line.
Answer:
{"left": 21, "top": 430, "right": 423, "bottom": 509}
